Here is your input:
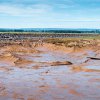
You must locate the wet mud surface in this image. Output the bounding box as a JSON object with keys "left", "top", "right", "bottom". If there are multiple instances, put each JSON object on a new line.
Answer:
{"left": 0, "top": 42, "right": 100, "bottom": 100}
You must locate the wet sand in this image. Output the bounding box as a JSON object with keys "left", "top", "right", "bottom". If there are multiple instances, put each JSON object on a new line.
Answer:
{"left": 0, "top": 39, "right": 100, "bottom": 100}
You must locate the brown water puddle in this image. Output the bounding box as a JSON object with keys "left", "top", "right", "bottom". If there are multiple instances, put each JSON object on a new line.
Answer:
{"left": 0, "top": 44, "right": 100, "bottom": 100}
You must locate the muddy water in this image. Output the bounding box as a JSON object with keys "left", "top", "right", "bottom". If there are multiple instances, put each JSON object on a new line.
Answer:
{"left": 0, "top": 46, "right": 100, "bottom": 100}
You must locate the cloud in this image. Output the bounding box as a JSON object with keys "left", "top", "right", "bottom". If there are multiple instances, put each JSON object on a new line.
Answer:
{"left": 0, "top": 0, "right": 100, "bottom": 28}
{"left": 0, "top": 3, "right": 52, "bottom": 16}
{"left": 0, "top": 0, "right": 79, "bottom": 16}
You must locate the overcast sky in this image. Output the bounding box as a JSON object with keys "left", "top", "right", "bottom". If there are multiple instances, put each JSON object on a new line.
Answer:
{"left": 0, "top": 0, "right": 100, "bottom": 28}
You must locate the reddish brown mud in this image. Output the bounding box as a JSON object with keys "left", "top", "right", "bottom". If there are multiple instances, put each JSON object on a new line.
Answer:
{"left": 0, "top": 40, "right": 100, "bottom": 100}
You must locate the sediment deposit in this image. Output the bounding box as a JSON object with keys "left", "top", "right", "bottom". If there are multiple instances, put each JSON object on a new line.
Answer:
{"left": 0, "top": 38, "right": 100, "bottom": 100}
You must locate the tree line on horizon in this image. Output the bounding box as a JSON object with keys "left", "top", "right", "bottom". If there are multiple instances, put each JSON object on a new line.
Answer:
{"left": 0, "top": 29, "right": 100, "bottom": 33}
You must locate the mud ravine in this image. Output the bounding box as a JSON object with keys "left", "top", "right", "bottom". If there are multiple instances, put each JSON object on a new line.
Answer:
{"left": 0, "top": 40, "right": 100, "bottom": 100}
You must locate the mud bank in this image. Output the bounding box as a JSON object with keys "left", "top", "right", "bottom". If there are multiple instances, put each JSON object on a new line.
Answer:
{"left": 0, "top": 39, "right": 100, "bottom": 100}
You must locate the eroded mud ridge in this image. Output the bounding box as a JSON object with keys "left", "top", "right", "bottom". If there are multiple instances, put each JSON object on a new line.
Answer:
{"left": 0, "top": 39, "right": 100, "bottom": 100}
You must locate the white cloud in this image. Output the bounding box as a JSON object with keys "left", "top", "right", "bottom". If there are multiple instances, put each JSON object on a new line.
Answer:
{"left": 0, "top": 3, "right": 52, "bottom": 16}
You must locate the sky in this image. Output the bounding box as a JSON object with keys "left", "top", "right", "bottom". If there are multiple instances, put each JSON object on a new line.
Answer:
{"left": 0, "top": 0, "right": 100, "bottom": 28}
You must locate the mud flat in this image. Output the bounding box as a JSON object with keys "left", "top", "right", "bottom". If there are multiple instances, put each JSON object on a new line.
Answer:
{"left": 0, "top": 38, "right": 100, "bottom": 100}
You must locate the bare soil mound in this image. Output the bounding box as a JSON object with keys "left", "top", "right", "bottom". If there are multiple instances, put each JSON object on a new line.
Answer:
{"left": 0, "top": 53, "right": 18, "bottom": 65}
{"left": 1, "top": 45, "right": 38, "bottom": 53}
